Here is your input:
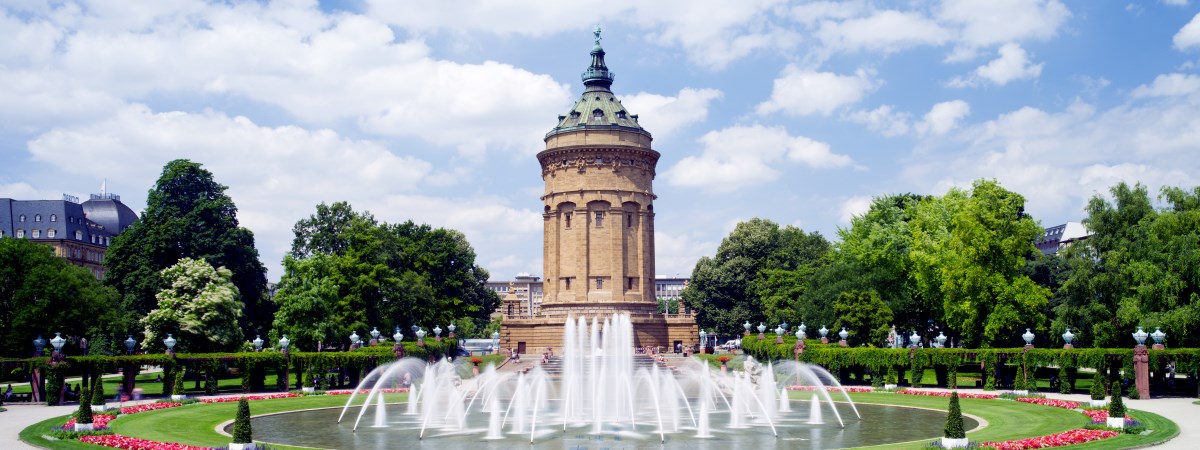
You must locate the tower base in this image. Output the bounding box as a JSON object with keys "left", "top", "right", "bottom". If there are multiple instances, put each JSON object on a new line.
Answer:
{"left": 500, "top": 313, "right": 697, "bottom": 355}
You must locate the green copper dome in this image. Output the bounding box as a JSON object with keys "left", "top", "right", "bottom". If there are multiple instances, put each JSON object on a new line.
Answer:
{"left": 547, "top": 26, "right": 650, "bottom": 139}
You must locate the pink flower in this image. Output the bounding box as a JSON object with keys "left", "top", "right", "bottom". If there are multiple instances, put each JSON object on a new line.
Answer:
{"left": 199, "top": 393, "right": 300, "bottom": 403}
{"left": 785, "top": 386, "right": 875, "bottom": 392}
{"left": 121, "top": 403, "right": 183, "bottom": 415}
{"left": 1082, "top": 409, "right": 1131, "bottom": 421}
{"left": 65, "top": 414, "right": 115, "bottom": 428}
{"left": 979, "top": 428, "right": 1119, "bottom": 449}
{"left": 895, "top": 389, "right": 999, "bottom": 399}
{"left": 79, "top": 434, "right": 215, "bottom": 450}
{"left": 1015, "top": 397, "right": 1081, "bottom": 409}
{"left": 326, "top": 388, "right": 409, "bottom": 395}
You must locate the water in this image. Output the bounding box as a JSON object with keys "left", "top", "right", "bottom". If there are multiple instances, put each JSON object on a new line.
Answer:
{"left": 320, "top": 313, "right": 915, "bottom": 446}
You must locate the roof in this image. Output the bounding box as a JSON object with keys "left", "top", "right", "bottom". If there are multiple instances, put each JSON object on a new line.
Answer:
{"left": 546, "top": 27, "right": 650, "bottom": 139}
{"left": 82, "top": 193, "right": 139, "bottom": 234}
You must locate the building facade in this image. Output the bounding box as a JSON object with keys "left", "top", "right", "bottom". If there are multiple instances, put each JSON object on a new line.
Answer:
{"left": 1035, "top": 222, "right": 1090, "bottom": 255}
{"left": 499, "top": 29, "right": 698, "bottom": 354}
{"left": 0, "top": 193, "right": 138, "bottom": 278}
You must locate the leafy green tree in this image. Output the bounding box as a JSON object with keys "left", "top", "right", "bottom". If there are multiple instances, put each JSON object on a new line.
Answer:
{"left": 76, "top": 386, "right": 93, "bottom": 425}
{"left": 944, "top": 391, "right": 965, "bottom": 439}
{"left": 270, "top": 254, "right": 342, "bottom": 351}
{"left": 105, "top": 160, "right": 269, "bottom": 336}
{"left": 140, "top": 258, "right": 243, "bottom": 353}
{"left": 1108, "top": 381, "right": 1125, "bottom": 418}
{"left": 909, "top": 180, "right": 1049, "bottom": 348}
{"left": 833, "top": 290, "right": 894, "bottom": 347}
{"left": 0, "top": 238, "right": 126, "bottom": 356}
{"left": 232, "top": 396, "right": 252, "bottom": 443}
{"left": 682, "top": 218, "right": 830, "bottom": 335}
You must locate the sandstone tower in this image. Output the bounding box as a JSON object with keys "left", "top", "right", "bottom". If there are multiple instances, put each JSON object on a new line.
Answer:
{"left": 500, "top": 28, "right": 697, "bottom": 354}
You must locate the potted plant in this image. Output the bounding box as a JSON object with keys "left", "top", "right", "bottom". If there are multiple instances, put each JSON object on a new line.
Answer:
{"left": 1088, "top": 371, "right": 1108, "bottom": 407}
{"left": 718, "top": 355, "right": 731, "bottom": 374}
{"left": 230, "top": 396, "right": 256, "bottom": 449}
{"left": 90, "top": 380, "right": 107, "bottom": 412}
{"left": 885, "top": 366, "right": 899, "bottom": 390}
{"left": 74, "top": 387, "right": 95, "bottom": 431}
{"left": 171, "top": 370, "right": 186, "bottom": 401}
{"left": 941, "top": 391, "right": 968, "bottom": 448}
{"left": 1106, "top": 381, "right": 1125, "bottom": 429}
{"left": 470, "top": 356, "right": 484, "bottom": 376}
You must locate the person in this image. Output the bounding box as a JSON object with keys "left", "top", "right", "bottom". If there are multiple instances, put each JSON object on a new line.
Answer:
{"left": 155, "top": 375, "right": 162, "bottom": 383}
{"left": 4, "top": 384, "right": 13, "bottom": 400}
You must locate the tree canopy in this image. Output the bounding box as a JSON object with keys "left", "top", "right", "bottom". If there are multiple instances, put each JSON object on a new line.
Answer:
{"left": 140, "top": 257, "right": 243, "bottom": 353}
{"left": 104, "top": 159, "right": 269, "bottom": 336}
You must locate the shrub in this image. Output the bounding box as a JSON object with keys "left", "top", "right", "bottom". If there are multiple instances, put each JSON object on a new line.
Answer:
{"left": 1013, "top": 364, "right": 1029, "bottom": 391}
{"left": 173, "top": 370, "right": 185, "bottom": 396}
{"left": 886, "top": 366, "right": 898, "bottom": 385}
{"left": 1089, "top": 371, "right": 1106, "bottom": 400}
{"left": 1108, "top": 381, "right": 1125, "bottom": 419}
{"left": 90, "top": 380, "right": 105, "bottom": 406}
{"left": 944, "top": 391, "right": 965, "bottom": 439}
{"left": 76, "top": 387, "right": 94, "bottom": 425}
{"left": 232, "top": 396, "right": 252, "bottom": 444}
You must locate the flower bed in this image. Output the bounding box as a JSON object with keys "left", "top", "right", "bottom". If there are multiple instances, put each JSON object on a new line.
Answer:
{"left": 199, "top": 393, "right": 300, "bottom": 403}
{"left": 65, "top": 414, "right": 115, "bottom": 429}
{"left": 979, "top": 428, "right": 1119, "bottom": 449}
{"left": 895, "top": 389, "right": 999, "bottom": 399}
{"left": 80, "top": 434, "right": 215, "bottom": 450}
{"left": 326, "top": 388, "right": 409, "bottom": 395}
{"left": 1081, "top": 409, "right": 1131, "bottom": 422}
{"left": 1014, "top": 397, "right": 1080, "bottom": 409}
{"left": 786, "top": 386, "right": 875, "bottom": 393}
{"left": 122, "top": 402, "right": 183, "bottom": 415}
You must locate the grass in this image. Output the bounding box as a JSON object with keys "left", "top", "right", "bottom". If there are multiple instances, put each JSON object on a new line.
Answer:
{"left": 20, "top": 390, "right": 1179, "bottom": 450}
{"left": 8, "top": 372, "right": 290, "bottom": 397}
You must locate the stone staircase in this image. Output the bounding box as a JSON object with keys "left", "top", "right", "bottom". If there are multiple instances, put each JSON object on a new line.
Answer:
{"left": 536, "top": 354, "right": 661, "bottom": 377}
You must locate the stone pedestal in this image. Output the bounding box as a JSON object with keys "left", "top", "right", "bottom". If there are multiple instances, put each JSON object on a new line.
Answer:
{"left": 1134, "top": 344, "right": 1150, "bottom": 399}
{"left": 1024, "top": 344, "right": 1033, "bottom": 350}
{"left": 838, "top": 340, "right": 848, "bottom": 347}
{"left": 820, "top": 337, "right": 829, "bottom": 344}
{"left": 1063, "top": 344, "right": 1073, "bottom": 349}
{"left": 1152, "top": 343, "right": 1165, "bottom": 350}
{"left": 758, "top": 332, "right": 766, "bottom": 341}
{"left": 774, "top": 336, "right": 784, "bottom": 344}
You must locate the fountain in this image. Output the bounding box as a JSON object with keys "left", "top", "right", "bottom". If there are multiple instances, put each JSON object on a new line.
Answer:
{"left": 246, "top": 313, "right": 971, "bottom": 448}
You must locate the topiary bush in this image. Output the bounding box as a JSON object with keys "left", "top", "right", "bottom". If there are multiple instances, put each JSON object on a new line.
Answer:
{"left": 173, "top": 370, "right": 185, "bottom": 396}
{"left": 1089, "top": 371, "right": 1106, "bottom": 400}
{"left": 1108, "top": 381, "right": 1125, "bottom": 419}
{"left": 90, "top": 379, "right": 105, "bottom": 406}
{"left": 944, "top": 391, "right": 965, "bottom": 439}
{"left": 232, "top": 396, "right": 252, "bottom": 444}
{"left": 76, "top": 387, "right": 93, "bottom": 425}
{"left": 1013, "top": 363, "right": 1029, "bottom": 391}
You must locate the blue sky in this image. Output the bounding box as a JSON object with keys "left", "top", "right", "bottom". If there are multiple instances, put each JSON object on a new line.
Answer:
{"left": 3, "top": 1, "right": 1200, "bottom": 282}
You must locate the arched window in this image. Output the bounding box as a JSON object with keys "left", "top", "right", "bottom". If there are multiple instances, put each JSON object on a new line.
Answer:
{"left": 592, "top": 108, "right": 604, "bottom": 121}
{"left": 18, "top": 215, "right": 25, "bottom": 222}
{"left": 16, "top": 229, "right": 25, "bottom": 238}
{"left": 32, "top": 229, "right": 41, "bottom": 238}
{"left": 50, "top": 214, "right": 57, "bottom": 222}
{"left": 47, "top": 229, "right": 56, "bottom": 238}
{"left": 34, "top": 214, "right": 41, "bottom": 222}
{"left": 75, "top": 230, "right": 83, "bottom": 240}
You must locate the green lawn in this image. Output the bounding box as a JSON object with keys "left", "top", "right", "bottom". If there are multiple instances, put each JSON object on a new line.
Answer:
{"left": 20, "top": 390, "right": 1179, "bottom": 449}
{"left": 9, "top": 372, "right": 289, "bottom": 398}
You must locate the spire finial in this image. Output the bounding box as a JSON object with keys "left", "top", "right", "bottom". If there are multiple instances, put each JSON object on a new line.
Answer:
{"left": 594, "top": 25, "right": 602, "bottom": 45}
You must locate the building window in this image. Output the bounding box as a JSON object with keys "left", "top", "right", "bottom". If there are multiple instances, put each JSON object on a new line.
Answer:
{"left": 50, "top": 214, "right": 57, "bottom": 222}
{"left": 32, "top": 229, "right": 41, "bottom": 238}
{"left": 75, "top": 230, "right": 83, "bottom": 240}
{"left": 626, "top": 214, "right": 632, "bottom": 228}
{"left": 16, "top": 229, "right": 24, "bottom": 238}
{"left": 594, "top": 212, "right": 604, "bottom": 227}
{"left": 18, "top": 215, "right": 25, "bottom": 222}
{"left": 34, "top": 214, "right": 41, "bottom": 222}
{"left": 565, "top": 212, "right": 572, "bottom": 228}
{"left": 627, "top": 277, "right": 635, "bottom": 290}
{"left": 47, "top": 229, "right": 56, "bottom": 238}
{"left": 595, "top": 277, "right": 603, "bottom": 289}
{"left": 565, "top": 278, "right": 571, "bottom": 290}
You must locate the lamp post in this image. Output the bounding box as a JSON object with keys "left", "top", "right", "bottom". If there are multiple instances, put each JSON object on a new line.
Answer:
{"left": 743, "top": 321, "right": 752, "bottom": 336}
{"left": 1062, "top": 328, "right": 1075, "bottom": 349}
{"left": 935, "top": 332, "right": 947, "bottom": 348}
{"left": 124, "top": 335, "right": 137, "bottom": 355}
{"left": 699, "top": 329, "right": 707, "bottom": 354}
{"left": 50, "top": 332, "right": 65, "bottom": 354}
{"left": 838, "top": 327, "right": 849, "bottom": 347}
{"left": 252, "top": 335, "right": 263, "bottom": 352}
{"left": 1022, "top": 328, "right": 1035, "bottom": 349}
{"left": 1150, "top": 327, "right": 1166, "bottom": 350}
{"left": 1132, "top": 327, "right": 1152, "bottom": 399}
{"left": 164, "top": 334, "right": 177, "bottom": 355}
{"left": 279, "top": 335, "right": 291, "bottom": 390}
{"left": 491, "top": 331, "right": 500, "bottom": 355}
{"left": 795, "top": 328, "right": 804, "bottom": 341}
{"left": 819, "top": 325, "right": 829, "bottom": 344}
{"left": 447, "top": 323, "right": 456, "bottom": 339}
{"left": 416, "top": 328, "right": 426, "bottom": 347}
{"left": 909, "top": 330, "right": 920, "bottom": 348}
{"left": 774, "top": 326, "right": 785, "bottom": 344}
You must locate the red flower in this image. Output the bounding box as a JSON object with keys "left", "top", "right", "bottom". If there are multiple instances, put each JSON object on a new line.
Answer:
{"left": 326, "top": 388, "right": 409, "bottom": 395}
{"left": 199, "top": 393, "right": 300, "bottom": 403}
{"left": 786, "top": 386, "right": 875, "bottom": 393}
{"left": 980, "top": 428, "right": 1118, "bottom": 449}
{"left": 1015, "top": 397, "right": 1081, "bottom": 409}
{"left": 79, "top": 434, "right": 215, "bottom": 450}
{"left": 121, "top": 403, "right": 183, "bottom": 415}
{"left": 65, "top": 414, "right": 115, "bottom": 428}
{"left": 895, "top": 389, "right": 999, "bottom": 399}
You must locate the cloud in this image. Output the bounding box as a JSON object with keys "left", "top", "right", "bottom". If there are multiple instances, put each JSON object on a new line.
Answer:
{"left": 1131, "top": 73, "right": 1200, "bottom": 98}
{"left": 1175, "top": 13, "right": 1200, "bottom": 51}
{"left": 756, "top": 67, "right": 878, "bottom": 116}
{"left": 654, "top": 231, "right": 718, "bottom": 278}
{"left": 620, "top": 88, "right": 723, "bottom": 138}
{"left": 839, "top": 196, "right": 873, "bottom": 223}
{"left": 917, "top": 100, "right": 971, "bottom": 135}
{"left": 815, "top": 10, "right": 952, "bottom": 53}
{"left": 663, "top": 125, "right": 852, "bottom": 192}
{"left": 366, "top": 0, "right": 795, "bottom": 70}
{"left": 939, "top": 0, "right": 1071, "bottom": 60}
{"left": 845, "top": 105, "right": 911, "bottom": 137}
{"left": 948, "top": 43, "right": 1042, "bottom": 87}
{"left": 1164, "top": 0, "right": 1190, "bottom": 6}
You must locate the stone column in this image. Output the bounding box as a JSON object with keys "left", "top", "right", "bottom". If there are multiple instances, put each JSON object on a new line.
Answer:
{"left": 1134, "top": 345, "right": 1150, "bottom": 399}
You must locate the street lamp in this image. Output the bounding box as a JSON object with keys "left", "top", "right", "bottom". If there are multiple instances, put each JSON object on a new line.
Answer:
{"left": 50, "top": 332, "right": 65, "bottom": 353}
{"left": 756, "top": 322, "right": 767, "bottom": 340}
{"left": 491, "top": 331, "right": 500, "bottom": 355}
{"left": 1062, "top": 328, "right": 1075, "bottom": 349}
{"left": 1132, "top": 326, "right": 1148, "bottom": 346}
{"left": 795, "top": 328, "right": 804, "bottom": 341}
{"left": 433, "top": 325, "right": 443, "bottom": 341}
{"left": 774, "top": 325, "right": 785, "bottom": 344}
{"left": 252, "top": 335, "right": 263, "bottom": 351}
{"left": 349, "top": 330, "right": 360, "bottom": 349}
{"left": 743, "top": 321, "right": 752, "bottom": 336}
{"left": 124, "top": 335, "right": 137, "bottom": 354}
{"left": 393, "top": 327, "right": 403, "bottom": 343}
{"left": 818, "top": 325, "right": 829, "bottom": 344}
{"left": 699, "top": 329, "right": 707, "bottom": 354}
{"left": 164, "top": 334, "right": 177, "bottom": 354}
{"left": 416, "top": 327, "right": 427, "bottom": 347}
{"left": 1022, "top": 328, "right": 1035, "bottom": 348}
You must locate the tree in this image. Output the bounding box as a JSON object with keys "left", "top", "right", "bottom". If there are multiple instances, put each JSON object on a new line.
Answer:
{"left": 140, "top": 258, "right": 243, "bottom": 353}
{"left": 909, "top": 180, "right": 1049, "bottom": 347}
{"left": 76, "top": 386, "right": 93, "bottom": 425}
{"left": 833, "top": 290, "right": 894, "bottom": 347}
{"left": 270, "top": 255, "right": 342, "bottom": 352}
{"left": 1108, "top": 381, "right": 1125, "bottom": 419}
{"left": 0, "top": 238, "right": 126, "bottom": 356}
{"left": 944, "top": 391, "right": 965, "bottom": 439}
{"left": 232, "top": 396, "right": 253, "bottom": 444}
{"left": 682, "top": 219, "right": 830, "bottom": 336}
{"left": 105, "top": 159, "right": 269, "bottom": 336}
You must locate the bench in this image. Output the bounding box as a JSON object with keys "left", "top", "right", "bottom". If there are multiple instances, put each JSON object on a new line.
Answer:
{"left": 8, "top": 392, "right": 33, "bottom": 403}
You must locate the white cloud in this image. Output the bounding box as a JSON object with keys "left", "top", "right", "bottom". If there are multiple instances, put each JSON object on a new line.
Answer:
{"left": 1132, "top": 73, "right": 1200, "bottom": 97}
{"left": 838, "top": 196, "right": 873, "bottom": 223}
{"left": 663, "top": 125, "right": 852, "bottom": 192}
{"left": 948, "top": 43, "right": 1042, "bottom": 87}
{"left": 654, "top": 231, "right": 718, "bottom": 278}
{"left": 620, "top": 88, "right": 723, "bottom": 138}
{"left": 845, "top": 105, "right": 911, "bottom": 137}
{"left": 756, "top": 67, "right": 878, "bottom": 116}
{"left": 815, "top": 10, "right": 952, "bottom": 53}
{"left": 366, "top": 0, "right": 794, "bottom": 70}
{"left": 1174, "top": 13, "right": 1200, "bottom": 51}
{"left": 1164, "top": 0, "right": 1190, "bottom": 6}
{"left": 939, "top": 0, "right": 1071, "bottom": 60}
{"left": 917, "top": 100, "right": 971, "bottom": 135}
